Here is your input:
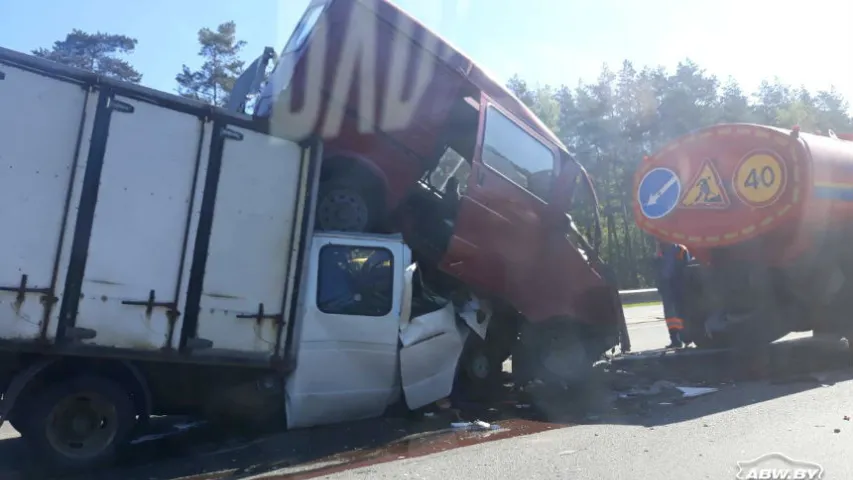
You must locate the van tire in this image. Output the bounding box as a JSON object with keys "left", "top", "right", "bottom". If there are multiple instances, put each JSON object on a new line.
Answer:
{"left": 456, "top": 335, "right": 503, "bottom": 400}
{"left": 22, "top": 375, "right": 136, "bottom": 472}
{"left": 316, "top": 178, "right": 383, "bottom": 233}
{"left": 517, "top": 320, "right": 594, "bottom": 388}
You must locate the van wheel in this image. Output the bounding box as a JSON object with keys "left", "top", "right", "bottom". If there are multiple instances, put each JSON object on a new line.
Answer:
{"left": 316, "top": 178, "right": 381, "bottom": 232}
{"left": 456, "top": 335, "right": 503, "bottom": 400}
{"left": 519, "top": 321, "right": 594, "bottom": 388}
{"left": 23, "top": 376, "right": 135, "bottom": 472}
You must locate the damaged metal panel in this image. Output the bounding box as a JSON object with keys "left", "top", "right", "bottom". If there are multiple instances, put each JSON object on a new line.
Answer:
{"left": 0, "top": 62, "right": 93, "bottom": 342}
{"left": 399, "top": 302, "right": 468, "bottom": 410}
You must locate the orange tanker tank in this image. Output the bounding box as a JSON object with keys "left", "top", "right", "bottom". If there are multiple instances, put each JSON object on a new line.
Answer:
{"left": 633, "top": 123, "right": 853, "bottom": 266}
{"left": 633, "top": 123, "right": 853, "bottom": 349}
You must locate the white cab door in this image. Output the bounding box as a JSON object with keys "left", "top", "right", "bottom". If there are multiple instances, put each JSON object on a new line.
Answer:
{"left": 286, "top": 234, "right": 405, "bottom": 429}
{"left": 398, "top": 265, "right": 468, "bottom": 409}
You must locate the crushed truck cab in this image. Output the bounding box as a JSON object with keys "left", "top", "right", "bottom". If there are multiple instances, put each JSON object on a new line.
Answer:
{"left": 286, "top": 232, "right": 473, "bottom": 429}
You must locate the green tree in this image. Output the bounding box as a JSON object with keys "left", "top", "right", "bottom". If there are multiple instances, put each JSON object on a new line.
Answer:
{"left": 32, "top": 29, "right": 142, "bottom": 83}
{"left": 176, "top": 21, "right": 247, "bottom": 106}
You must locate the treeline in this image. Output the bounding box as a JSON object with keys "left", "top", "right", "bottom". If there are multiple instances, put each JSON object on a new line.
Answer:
{"left": 505, "top": 62, "right": 853, "bottom": 288}
{"left": 31, "top": 28, "right": 853, "bottom": 288}
{"left": 31, "top": 23, "right": 260, "bottom": 106}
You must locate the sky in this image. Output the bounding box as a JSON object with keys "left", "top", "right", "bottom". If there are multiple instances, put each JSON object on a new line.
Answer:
{"left": 2, "top": 0, "right": 852, "bottom": 104}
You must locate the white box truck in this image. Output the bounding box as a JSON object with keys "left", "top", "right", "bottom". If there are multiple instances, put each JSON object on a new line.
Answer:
{"left": 0, "top": 46, "right": 482, "bottom": 471}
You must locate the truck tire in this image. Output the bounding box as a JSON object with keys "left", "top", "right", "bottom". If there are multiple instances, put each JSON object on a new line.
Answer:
{"left": 316, "top": 178, "right": 382, "bottom": 233}
{"left": 22, "top": 375, "right": 136, "bottom": 472}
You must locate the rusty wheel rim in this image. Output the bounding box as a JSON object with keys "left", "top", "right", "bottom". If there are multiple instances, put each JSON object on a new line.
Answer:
{"left": 45, "top": 392, "right": 119, "bottom": 460}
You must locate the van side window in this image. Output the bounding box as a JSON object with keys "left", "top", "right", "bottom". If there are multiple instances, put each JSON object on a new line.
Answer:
{"left": 481, "top": 105, "right": 556, "bottom": 201}
{"left": 429, "top": 148, "right": 470, "bottom": 195}
{"left": 316, "top": 245, "right": 394, "bottom": 316}
{"left": 284, "top": 4, "right": 325, "bottom": 54}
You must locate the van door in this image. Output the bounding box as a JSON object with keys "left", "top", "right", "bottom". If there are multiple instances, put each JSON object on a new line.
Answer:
{"left": 398, "top": 264, "right": 468, "bottom": 409}
{"left": 285, "top": 235, "right": 405, "bottom": 429}
{"left": 442, "top": 95, "right": 559, "bottom": 314}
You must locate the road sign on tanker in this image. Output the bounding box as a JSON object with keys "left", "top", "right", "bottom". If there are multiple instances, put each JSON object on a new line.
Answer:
{"left": 680, "top": 160, "right": 730, "bottom": 209}
{"left": 637, "top": 167, "right": 681, "bottom": 219}
{"left": 631, "top": 123, "right": 853, "bottom": 256}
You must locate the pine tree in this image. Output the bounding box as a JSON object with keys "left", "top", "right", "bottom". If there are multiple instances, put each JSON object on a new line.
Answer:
{"left": 32, "top": 29, "right": 142, "bottom": 83}
{"left": 176, "top": 21, "right": 247, "bottom": 106}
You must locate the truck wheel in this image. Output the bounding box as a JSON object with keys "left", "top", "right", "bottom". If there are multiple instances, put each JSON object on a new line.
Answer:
{"left": 7, "top": 408, "right": 30, "bottom": 435}
{"left": 22, "top": 376, "right": 136, "bottom": 472}
{"left": 316, "top": 178, "right": 381, "bottom": 232}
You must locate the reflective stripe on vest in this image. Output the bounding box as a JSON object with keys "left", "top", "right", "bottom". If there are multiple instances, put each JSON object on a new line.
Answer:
{"left": 665, "top": 317, "right": 684, "bottom": 330}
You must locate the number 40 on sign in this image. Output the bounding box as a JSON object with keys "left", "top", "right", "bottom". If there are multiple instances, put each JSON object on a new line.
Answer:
{"left": 734, "top": 153, "right": 785, "bottom": 207}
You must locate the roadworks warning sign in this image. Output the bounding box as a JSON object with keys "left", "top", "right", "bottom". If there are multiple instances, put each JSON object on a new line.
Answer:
{"left": 681, "top": 160, "right": 729, "bottom": 209}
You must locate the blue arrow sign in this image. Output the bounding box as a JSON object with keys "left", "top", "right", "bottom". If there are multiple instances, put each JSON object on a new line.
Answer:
{"left": 637, "top": 168, "right": 681, "bottom": 220}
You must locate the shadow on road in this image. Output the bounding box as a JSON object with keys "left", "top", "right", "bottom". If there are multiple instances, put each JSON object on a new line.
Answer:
{"left": 526, "top": 336, "right": 853, "bottom": 429}
{"left": 1, "top": 337, "right": 850, "bottom": 480}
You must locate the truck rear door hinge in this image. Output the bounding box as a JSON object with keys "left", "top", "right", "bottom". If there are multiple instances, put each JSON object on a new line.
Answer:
{"left": 236, "top": 303, "right": 285, "bottom": 326}
{"left": 221, "top": 127, "right": 244, "bottom": 141}
{"left": 65, "top": 327, "right": 97, "bottom": 341}
{"left": 0, "top": 274, "right": 52, "bottom": 303}
{"left": 121, "top": 290, "right": 178, "bottom": 316}
{"left": 107, "top": 98, "right": 134, "bottom": 113}
{"left": 0, "top": 71, "right": 5, "bottom": 81}
{"left": 185, "top": 337, "right": 213, "bottom": 350}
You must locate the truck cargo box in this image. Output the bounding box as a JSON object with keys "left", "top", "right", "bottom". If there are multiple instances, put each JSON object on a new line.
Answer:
{"left": 0, "top": 46, "right": 316, "bottom": 366}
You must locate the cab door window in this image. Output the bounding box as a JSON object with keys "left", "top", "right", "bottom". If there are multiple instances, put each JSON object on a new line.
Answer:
{"left": 316, "top": 245, "right": 394, "bottom": 316}
{"left": 481, "top": 105, "right": 556, "bottom": 201}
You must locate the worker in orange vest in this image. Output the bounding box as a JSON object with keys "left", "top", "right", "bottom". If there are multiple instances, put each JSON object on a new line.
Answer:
{"left": 656, "top": 241, "right": 691, "bottom": 348}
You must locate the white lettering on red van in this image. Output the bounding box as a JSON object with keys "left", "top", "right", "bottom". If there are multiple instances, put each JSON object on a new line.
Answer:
{"left": 322, "top": 0, "right": 378, "bottom": 136}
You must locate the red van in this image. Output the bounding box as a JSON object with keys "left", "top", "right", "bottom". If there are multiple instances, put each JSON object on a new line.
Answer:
{"left": 255, "top": 0, "right": 627, "bottom": 385}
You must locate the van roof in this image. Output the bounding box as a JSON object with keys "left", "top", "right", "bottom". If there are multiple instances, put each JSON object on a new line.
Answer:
{"left": 364, "top": 0, "right": 568, "bottom": 153}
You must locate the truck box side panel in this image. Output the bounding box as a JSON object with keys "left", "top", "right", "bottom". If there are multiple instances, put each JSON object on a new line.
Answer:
{"left": 0, "top": 62, "right": 91, "bottom": 341}
{"left": 192, "top": 126, "right": 308, "bottom": 358}
{"left": 74, "top": 95, "right": 206, "bottom": 350}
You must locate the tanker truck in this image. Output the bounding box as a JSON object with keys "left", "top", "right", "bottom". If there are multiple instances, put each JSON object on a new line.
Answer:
{"left": 633, "top": 123, "right": 853, "bottom": 348}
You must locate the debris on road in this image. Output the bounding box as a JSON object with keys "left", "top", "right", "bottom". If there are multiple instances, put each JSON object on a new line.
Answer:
{"left": 676, "top": 387, "right": 718, "bottom": 398}
{"left": 129, "top": 420, "right": 207, "bottom": 445}
{"left": 617, "top": 380, "right": 678, "bottom": 398}
{"left": 451, "top": 420, "right": 500, "bottom": 431}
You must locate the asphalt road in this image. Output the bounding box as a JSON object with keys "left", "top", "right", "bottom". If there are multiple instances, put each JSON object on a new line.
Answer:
{"left": 0, "top": 305, "right": 849, "bottom": 480}
{"left": 318, "top": 368, "right": 853, "bottom": 480}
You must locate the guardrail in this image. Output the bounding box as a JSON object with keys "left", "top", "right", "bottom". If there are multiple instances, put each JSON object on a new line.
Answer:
{"left": 618, "top": 288, "right": 660, "bottom": 305}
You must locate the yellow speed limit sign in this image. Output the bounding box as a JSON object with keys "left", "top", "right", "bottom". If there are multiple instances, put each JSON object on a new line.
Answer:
{"left": 734, "top": 152, "right": 786, "bottom": 207}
